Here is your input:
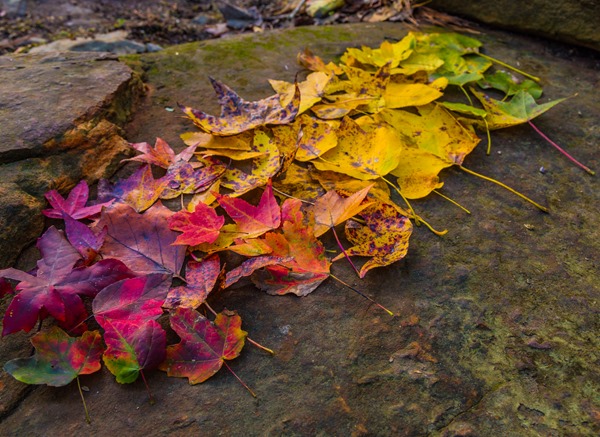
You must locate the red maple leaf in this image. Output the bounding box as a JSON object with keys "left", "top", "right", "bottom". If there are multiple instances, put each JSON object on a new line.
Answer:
{"left": 225, "top": 199, "right": 330, "bottom": 296}
{"left": 92, "top": 273, "right": 172, "bottom": 329}
{"left": 124, "top": 137, "right": 195, "bottom": 168}
{"left": 168, "top": 202, "right": 225, "bottom": 246}
{"left": 215, "top": 180, "right": 281, "bottom": 235}
{"left": 43, "top": 180, "right": 113, "bottom": 220}
{"left": 160, "top": 307, "right": 247, "bottom": 384}
{"left": 0, "top": 227, "right": 136, "bottom": 335}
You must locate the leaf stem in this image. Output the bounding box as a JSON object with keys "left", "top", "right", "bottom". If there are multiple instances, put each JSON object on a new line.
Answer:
{"left": 223, "top": 361, "right": 256, "bottom": 398}
{"left": 77, "top": 376, "right": 91, "bottom": 424}
{"left": 483, "top": 118, "right": 492, "bottom": 155}
{"left": 459, "top": 165, "right": 549, "bottom": 212}
{"left": 528, "top": 121, "right": 595, "bottom": 175}
{"left": 432, "top": 190, "right": 471, "bottom": 214}
{"left": 247, "top": 337, "right": 275, "bottom": 355}
{"left": 329, "top": 217, "right": 361, "bottom": 277}
{"left": 140, "top": 370, "right": 155, "bottom": 405}
{"left": 459, "top": 85, "right": 473, "bottom": 106}
{"left": 380, "top": 176, "right": 419, "bottom": 225}
{"left": 271, "top": 186, "right": 315, "bottom": 205}
{"left": 329, "top": 273, "right": 394, "bottom": 316}
{"left": 478, "top": 53, "right": 541, "bottom": 82}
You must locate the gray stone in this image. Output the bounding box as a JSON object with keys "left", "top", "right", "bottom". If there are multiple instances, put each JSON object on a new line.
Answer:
{"left": 0, "top": 23, "right": 599, "bottom": 436}
{"left": 429, "top": 0, "right": 600, "bottom": 51}
{"left": 28, "top": 31, "right": 149, "bottom": 55}
{"left": 0, "top": 51, "right": 144, "bottom": 268}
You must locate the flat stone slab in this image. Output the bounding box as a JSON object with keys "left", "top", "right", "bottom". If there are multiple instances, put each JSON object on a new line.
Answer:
{"left": 0, "top": 51, "right": 139, "bottom": 162}
{"left": 1, "top": 24, "right": 598, "bottom": 435}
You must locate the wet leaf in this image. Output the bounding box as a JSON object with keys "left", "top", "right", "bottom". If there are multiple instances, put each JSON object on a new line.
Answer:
{"left": 63, "top": 214, "right": 106, "bottom": 264}
{"left": 4, "top": 327, "right": 103, "bottom": 386}
{"left": 180, "top": 77, "right": 300, "bottom": 135}
{"left": 269, "top": 71, "right": 331, "bottom": 114}
{"left": 160, "top": 308, "right": 247, "bottom": 384}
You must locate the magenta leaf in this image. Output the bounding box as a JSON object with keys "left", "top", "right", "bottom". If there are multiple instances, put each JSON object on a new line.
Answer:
{"left": 43, "top": 180, "right": 113, "bottom": 220}
{"left": 1, "top": 232, "right": 137, "bottom": 336}
{"left": 163, "top": 255, "right": 221, "bottom": 309}
{"left": 102, "top": 319, "right": 166, "bottom": 384}
{"left": 92, "top": 273, "right": 171, "bottom": 329}
{"left": 95, "top": 202, "right": 186, "bottom": 276}
{"left": 124, "top": 137, "right": 196, "bottom": 169}
{"left": 63, "top": 214, "right": 106, "bottom": 265}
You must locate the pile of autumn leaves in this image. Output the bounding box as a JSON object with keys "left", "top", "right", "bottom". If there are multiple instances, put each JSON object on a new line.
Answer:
{"left": 2, "top": 32, "right": 569, "bottom": 399}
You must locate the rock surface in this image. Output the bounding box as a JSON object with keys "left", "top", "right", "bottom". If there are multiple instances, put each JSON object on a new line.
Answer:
{"left": 0, "top": 51, "right": 144, "bottom": 269}
{"left": 429, "top": 0, "right": 600, "bottom": 51}
{"left": 1, "top": 23, "right": 599, "bottom": 436}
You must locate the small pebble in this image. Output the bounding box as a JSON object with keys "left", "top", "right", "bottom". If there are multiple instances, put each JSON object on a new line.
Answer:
{"left": 539, "top": 166, "right": 547, "bottom": 174}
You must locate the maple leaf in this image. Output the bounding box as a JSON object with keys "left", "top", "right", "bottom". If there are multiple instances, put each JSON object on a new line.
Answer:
{"left": 477, "top": 70, "right": 543, "bottom": 99}
{"left": 333, "top": 200, "right": 413, "bottom": 278}
{"left": 180, "top": 77, "right": 301, "bottom": 136}
{"left": 160, "top": 307, "right": 247, "bottom": 384}
{"left": 470, "top": 88, "right": 568, "bottom": 130}
{"left": 231, "top": 199, "right": 331, "bottom": 296}
{"left": 225, "top": 255, "right": 290, "bottom": 288}
{"left": 297, "top": 47, "right": 343, "bottom": 75}
{"left": 102, "top": 319, "right": 166, "bottom": 384}
{"left": 43, "top": 180, "right": 113, "bottom": 220}
{"left": 341, "top": 35, "right": 415, "bottom": 69}
{"left": 0, "top": 227, "right": 136, "bottom": 335}
{"left": 219, "top": 129, "right": 282, "bottom": 195}
{"left": 168, "top": 202, "right": 225, "bottom": 246}
{"left": 293, "top": 114, "right": 338, "bottom": 162}
{"left": 3, "top": 327, "right": 103, "bottom": 386}
{"left": 92, "top": 273, "right": 171, "bottom": 328}
{"left": 312, "top": 116, "right": 403, "bottom": 181}
{"left": 215, "top": 180, "right": 281, "bottom": 236}
{"left": 269, "top": 71, "right": 331, "bottom": 114}
{"left": 311, "top": 185, "right": 374, "bottom": 237}
{"left": 98, "top": 165, "right": 167, "bottom": 213}
{"left": 163, "top": 255, "right": 221, "bottom": 309}
{"left": 123, "top": 137, "right": 195, "bottom": 168}
{"left": 63, "top": 214, "right": 106, "bottom": 265}
{"left": 95, "top": 202, "right": 186, "bottom": 276}
{"left": 158, "top": 160, "right": 226, "bottom": 200}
